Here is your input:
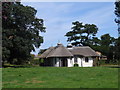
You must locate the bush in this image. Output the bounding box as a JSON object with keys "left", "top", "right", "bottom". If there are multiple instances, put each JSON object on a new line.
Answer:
{"left": 99, "top": 59, "right": 118, "bottom": 65}
{"left": 74, "top": 64, "right": 79, "bottom": 67}
{"left": 39, "top": 59, "right": 44, "bottom": 66}
{"left": 30, "top": 58, "right": 40, "bottom": 65}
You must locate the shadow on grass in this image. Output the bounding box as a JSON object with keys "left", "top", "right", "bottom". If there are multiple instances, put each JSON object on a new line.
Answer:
{"left": 100, "top": 65, "right": 120, "bottom": 68}
{"left": 2, "top": 65, "right": 38, "bottom": 68}
{"left": 109, "top": 66, "right": 120, "bottom": 68}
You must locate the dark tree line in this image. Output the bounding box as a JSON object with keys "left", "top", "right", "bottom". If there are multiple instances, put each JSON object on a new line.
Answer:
{"left": 2, "top": 2, "right": 46, "bottom": 65}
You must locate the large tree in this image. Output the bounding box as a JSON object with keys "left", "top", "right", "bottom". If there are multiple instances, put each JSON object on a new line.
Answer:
{"left": 114, "top": 37, "right": 120, "bottom": 61}
{"left": 100, "top": 34, "right": 116, "bottom": 62}
{"left": 115, "top": 1, "right": 120, "bottom": 62}
{"left": 2, "top": 2, "right": 46, "bottom": 65}
{"left": 65, "top": 21, "right": 98, "bottom": 46}
{"left": 115, "top": 0, "right": 120, "bottom": 36}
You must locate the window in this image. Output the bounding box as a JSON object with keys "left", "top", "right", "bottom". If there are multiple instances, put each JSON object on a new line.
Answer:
{"left": 54, "top": 58, "right": 57, "bottom": 64}
{"left": 85, "top": 57, "right": 89, "bottom": 62}
{"left": 74, "top": 56, "right": 77, "bottom": 63}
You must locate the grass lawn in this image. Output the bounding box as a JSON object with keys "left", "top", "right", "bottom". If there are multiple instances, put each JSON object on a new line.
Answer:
{"left": 2, "top": 67, "right": 118, "bottom": 88}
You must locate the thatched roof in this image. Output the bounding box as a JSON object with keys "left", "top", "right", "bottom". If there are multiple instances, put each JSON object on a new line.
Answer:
{"left": 39, "top": 47, "right": 54, "bottom": 58}
{"left": 69, "top": 46, "right": 99, "bottom": 57}
{"left": 39, "top": 44, "right": 73, "bottom": 58}
{"left": 39, "top": 44, "right": 99, "bottom": 58}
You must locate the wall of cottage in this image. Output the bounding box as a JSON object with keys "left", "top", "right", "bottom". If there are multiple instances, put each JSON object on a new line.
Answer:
{"left": 52, "top": 58, "right": 59, "bottom": 67}
{"left": 67, "top": 58, "right": 74, "bottom": 67}
{"left": 67, "top": 57, "right": 93, "bottom": 67}
{"left": 51, "top": 57, "right": 93, "bottom": 67}
{"left": 82, "top": 57, "right": 93, "bottom": 67}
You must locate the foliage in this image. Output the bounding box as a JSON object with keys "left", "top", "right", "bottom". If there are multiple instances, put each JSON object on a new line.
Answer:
{"left": 115, "top": 1, "right": 120, "bottom": 62}
{"left": 30, "top": 54, "right": 35, "bottom": 60}
{"left": 115, "top": 1, "right": 120, "bottom": 21}
{"left": 39, "top": 58, "right": 44, "bottom": 66}
{"left": 65, "top": 21, "right": 118, "bottom": 63}
{"left": 65, "top": 21, "right": 98, "bottom": 46}
{"left": 2, "top": 2, "right": 46, "bottom": 65}
{"left": 100, "top": 34, "right": 115, "bottom": 46}
{"left": 30, "top": 58, "right": 40, "bottom": 66}
{"left": 74, "top": 64, "right": 79, "bottom": 67}
{"left": 91, "top": 34, "right": 117, "bottom": 63}
{"left": 99, "top": 59, "right": 118, "bottom": 65}
{"left": 114, "top": 37, "right": 120, "bottom": 61}
{"left": 100, "top": 34, "right": 116, "bottom": 62}
{"left": 90, "top": 34, "right": 118, "bottom": 63}
{"left": 2, "top": 67, "right": 118, "bottom": 88}
{"left": 38, "top": 49, "right": 47, "bottom": 55}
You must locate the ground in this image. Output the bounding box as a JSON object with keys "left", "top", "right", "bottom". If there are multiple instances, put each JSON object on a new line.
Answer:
{"left": 2, "top": 67, "right": 118, "bottom": 88}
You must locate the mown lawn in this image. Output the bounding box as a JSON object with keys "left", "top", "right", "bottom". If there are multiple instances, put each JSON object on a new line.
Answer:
{"left": 2, "top": 67, "right": 118, "bottom": 88}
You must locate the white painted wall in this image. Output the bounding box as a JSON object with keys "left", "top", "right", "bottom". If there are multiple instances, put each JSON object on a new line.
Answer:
{"left": 77, "top": 58, "right": 82, "bottom": 67}
{"left": 82, "top": 57, "right": 93, "bottom": 67}
{"left": 67, "top": 57, "right": 93, "bottom": 67}
{"left": 53, "top": 57, "right": 94, "bottom": 67}
{"left": 67, "top": 58, "right": 74, "bottom": 67}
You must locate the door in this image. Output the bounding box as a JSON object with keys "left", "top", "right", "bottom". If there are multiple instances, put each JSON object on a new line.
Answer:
{"left": 61, "top": 58, "right": 67, "bottom": 67}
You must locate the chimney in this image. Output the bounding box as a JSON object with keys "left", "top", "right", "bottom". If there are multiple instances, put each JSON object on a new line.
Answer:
{"left": 57, "top": 43, "right": 62, "bottom": 46}
{"left": 67, "top": 43, "right": 73, "bottom": 49}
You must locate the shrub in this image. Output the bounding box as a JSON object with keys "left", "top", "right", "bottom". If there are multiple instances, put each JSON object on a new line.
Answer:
{"left": 30, "top": 58, "right": 40, "bottom": 65}
{"left": 39, "top": 59, "right": 44, "bottom": 66}
{"left": 74, "top": 64, "right": 79, "bottom": 67}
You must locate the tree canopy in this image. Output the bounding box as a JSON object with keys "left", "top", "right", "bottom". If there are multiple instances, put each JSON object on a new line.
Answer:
{"left": 65, "top": 21, "right": 118, "bottom": 63}
{"left": 2, "top": 2, "right": 46, "bottom": 64}
{"left": 115, "top": 1, "right": 120, "bottom": 61}
{"left": 65, "top": 21, "right": 98, "bottom": 46}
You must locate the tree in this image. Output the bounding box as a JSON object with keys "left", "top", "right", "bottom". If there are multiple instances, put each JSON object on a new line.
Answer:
{"left": 38, "top": 49, "right": 47, "bottom": 55}
{"left": 2, "top": 2, "right": 46, "bottom": 65}
{"left": 114, "top": 37, "right": 120, "bottom": 61}
{"left": 91, "top": 37, "right": 100, "bottom": 46}
{"left": 98, "top": 34, "right": 116, "bottom": 63}
{"left": 115, "top": 0, "right": 120, "bottom": 37}
{"left": 65, "top": 21, "right": 98, "bottom": 46}
{"left": 100, "top": 34, "right": 115, "bottom": 46}
{"left": 115, "top": 1, "right": 120, "bottom": 62}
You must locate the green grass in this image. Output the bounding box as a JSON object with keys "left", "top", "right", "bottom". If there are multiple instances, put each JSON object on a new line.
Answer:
{"left": 0, "top": 69, "right": 2, "bottom": 90}
{"left": 2, "top": 67, "right": 118, "bottom": 88}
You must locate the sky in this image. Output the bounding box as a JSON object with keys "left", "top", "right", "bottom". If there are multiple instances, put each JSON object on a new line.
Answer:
{"left": 21, "top": 2, "right": 118, "bottom": 55}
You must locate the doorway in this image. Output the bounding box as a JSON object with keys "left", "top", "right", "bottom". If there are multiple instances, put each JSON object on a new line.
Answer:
{"left": 61, "top": 58, "right": 67, "bottom": 67}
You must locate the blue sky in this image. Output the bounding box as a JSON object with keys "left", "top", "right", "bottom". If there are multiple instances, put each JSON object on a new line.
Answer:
{"left": 22, "top": 2, "right": 118, "bottom": 55}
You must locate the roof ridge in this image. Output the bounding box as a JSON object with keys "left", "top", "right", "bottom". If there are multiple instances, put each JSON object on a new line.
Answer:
{"left": 74, "top": 46, "right": 90, "bottom": 48}
{"left": 46, "top": 47, "right": 56, "bottom": 58}
{"left": 47, "top": 44, "right": 73, "bottom": 57}
{"left": 43, "top": 47, "right": 54, "bottom": 58}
